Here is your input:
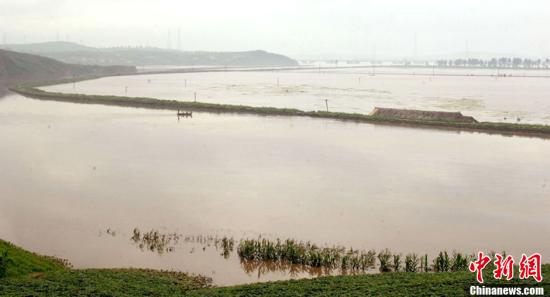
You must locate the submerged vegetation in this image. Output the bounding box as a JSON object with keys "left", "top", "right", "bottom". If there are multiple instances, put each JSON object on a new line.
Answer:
{"left": 10, "top": 81, "right": 550, "bottom": 138}
{"left": 404, "top": 253, "right": 419, "bottom": 272}
{"left": 121, "top": 228, "right": 511, "bottom": 278}
{"left": 1, "top": 238, "right": 549, "bottom": 296}
{"left": 130, "top": 228, "right": 235, "bottom": 257}
{"left": 130, "top": 228, "right": 181, "bottom": 254}
{"left": 236, "top": 238, "right": 476, "bottom": 274}
{"left": 237, "top": 238, "right": 376, "bottom": 272}
{"left": 123, "top": 229, "right": 482, "bottom": 277}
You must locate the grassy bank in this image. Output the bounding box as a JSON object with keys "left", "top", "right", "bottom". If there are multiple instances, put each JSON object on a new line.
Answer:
{"left": 0, "top": 239, "right": 69, "bottom": 278}
{"left": 185, "top": 268, "right": 549, "bottom": 297}
{"left": 1, "top": 239, "right": 548, "bottom": 296}
{"left": 10, "top": 82, "right": 550, "bottom": 139}
{"left": 0, "top": 239, "right": 211, "bottom": 296}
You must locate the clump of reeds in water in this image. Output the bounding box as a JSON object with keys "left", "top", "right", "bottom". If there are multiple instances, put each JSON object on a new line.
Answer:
{"left": 405, "top": 253, "right": 419, "bottom": 272}
{"left": 237, "top": 238, "right": 376, "bottom": 272}
{"left": 236, "top": 238, "right": 481, "bottom": 274}
{"left": 131, "top": 228, "right": 180, "bottom": 254}
{"left": 377, "top": 249, "right": 392, "bottom": 272}
{"left": 433, "top": 251, "right": 471, "bottom": 272}
{"left": 392, "top": 254, "right": 402, "bottom": 272}
{"left": 216, "top": 237, "right": 235, "bottom": 259}
{"left": 420, "top": 254, "right": 430, "bottom": 272}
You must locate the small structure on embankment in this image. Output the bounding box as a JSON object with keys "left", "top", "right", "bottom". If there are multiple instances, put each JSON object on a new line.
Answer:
{"left": 369, "top": 107, "right": 478, "bottom": 123}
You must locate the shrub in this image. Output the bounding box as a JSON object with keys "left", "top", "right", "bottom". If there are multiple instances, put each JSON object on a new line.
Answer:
{"left": 392, "top": 254, "right": 402, "bottom": 272}
{"left": 450, "top": 252, "right": 469, "bottom": 272}
{"left": 405, "top": 253, "right": 419, "bottom": 272}
{"left": 433, "top": 251, "right": 451, "bottom": 272}
{"left": 421, "top": 254, "right": 429, "bottom": 272}
{"left": 378, "top": 249, "right": 392, "bottom": 272}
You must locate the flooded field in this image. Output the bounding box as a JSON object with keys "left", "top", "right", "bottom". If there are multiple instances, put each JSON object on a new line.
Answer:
{"left": 1, "top": 93, "right": 549, "bottom": 285}
{"left": 43, "top": 67, "right": 550, "bottom": 125}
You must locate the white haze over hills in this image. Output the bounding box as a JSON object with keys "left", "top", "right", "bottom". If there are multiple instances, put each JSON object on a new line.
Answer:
{"left": 1, "top": 0, "right": 550, "bottom": 60}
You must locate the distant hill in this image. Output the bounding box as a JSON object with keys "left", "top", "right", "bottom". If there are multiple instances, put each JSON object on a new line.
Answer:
{"left": 0, "top": 49, "right": 136, "bottom": 86}
{"left": 0, "top": 42, "right": 298, "bottom": 67}
{"left": 0, "top": 41, "right": 98, "bottom": 54}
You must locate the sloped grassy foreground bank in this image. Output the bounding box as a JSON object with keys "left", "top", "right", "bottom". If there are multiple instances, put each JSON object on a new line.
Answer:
{"left": 1, "top": 239, "right": 549, "bottom": 296}
{"left": 0, "top": 239, "right": 211, "bottom": 296}
{"left": 10, "top": 82, "right": 550, "bottom": 138}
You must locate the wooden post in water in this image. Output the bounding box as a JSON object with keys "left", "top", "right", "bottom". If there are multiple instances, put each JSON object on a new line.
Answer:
{"left": 324, "top": 99, "right": 329, "bottom": 112}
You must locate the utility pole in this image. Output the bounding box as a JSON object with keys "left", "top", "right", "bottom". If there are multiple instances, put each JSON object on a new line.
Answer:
{"left": 413, "top": 33, "right": 418, "bottom": 63}
{"left": 177, "top": 28, "right": 181, "bottom": 50}
{"left": 324, "top": 99, "right": 329, "bottom": 112}
{"left": 465, "top": 40, "right": 469, "bottom": 65}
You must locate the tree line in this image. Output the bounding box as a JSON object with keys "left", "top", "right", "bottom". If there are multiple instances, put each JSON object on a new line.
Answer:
{"left": 436, "top": 57, "right": 550, "bottom": 68}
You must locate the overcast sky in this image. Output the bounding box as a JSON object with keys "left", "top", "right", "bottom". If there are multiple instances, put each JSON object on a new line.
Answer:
{"left": 1, "top": 0, "right": 549, "bottom": 60}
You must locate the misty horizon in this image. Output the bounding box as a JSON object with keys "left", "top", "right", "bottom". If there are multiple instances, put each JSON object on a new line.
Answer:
{"left": 2, "top": 0, "right": 550, "bottom": 60}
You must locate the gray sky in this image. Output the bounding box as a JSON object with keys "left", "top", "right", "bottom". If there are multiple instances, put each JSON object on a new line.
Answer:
{"left": 1, "top": 0, "right": 549, "bottom": 59}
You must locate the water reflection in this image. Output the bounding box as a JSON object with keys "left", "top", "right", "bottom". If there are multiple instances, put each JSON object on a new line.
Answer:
{"left": 130, "top": 228, "right": 181, "bottom": 254}
{"left": 240, "top": 258, "right": 335, "bottom": 278}
{"left": 1, "top": 95, "right": 549, "bottom": 285}
{"left": 129, "top": 228, "right": 235, "bottom": 257}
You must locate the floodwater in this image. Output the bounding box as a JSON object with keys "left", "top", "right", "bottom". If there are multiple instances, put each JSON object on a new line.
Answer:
{"left": 1, "top": 93, "right": 549, "bottom": 285}
{"left": 42, "top": 67, "right": 550, "bottom": 125}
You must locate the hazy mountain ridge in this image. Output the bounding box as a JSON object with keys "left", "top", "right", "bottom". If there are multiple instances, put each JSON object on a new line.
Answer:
{"left": 0, "top": 42, "right": 298, "bottom": 67}
{"left": 0, "top": 49, "right": 136, "bottom": 86}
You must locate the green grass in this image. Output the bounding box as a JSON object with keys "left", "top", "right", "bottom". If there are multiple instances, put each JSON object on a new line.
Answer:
{"left": 1, "top": 239, "right": 548, "bottom": 296}
{"left": 1, "top": 267, "right": 548, "bottom": 297}
{"left": 0, "top": 239, "right": 69, "bottom": 278}
{"left": 186, "top": 267, "right": 549, "bottom": 297}
{"left": 0, "top": 240, "right": 211, "bottom": 296}
{"left": 10, "top": 83, "right": 550, "bottom": 138}
{"left": 0, "top": 269, "right": 211, "bottom": 297}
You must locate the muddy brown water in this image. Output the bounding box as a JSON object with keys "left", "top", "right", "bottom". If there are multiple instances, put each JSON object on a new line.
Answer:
{"left": 0, "top": 93, "right": 549, "bottom": 285}
{"left": 43, "top": 68, "right": 550, "bottom": 125}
